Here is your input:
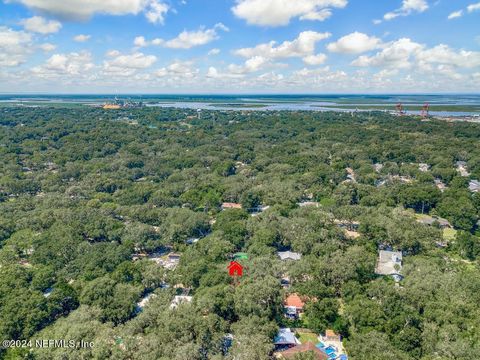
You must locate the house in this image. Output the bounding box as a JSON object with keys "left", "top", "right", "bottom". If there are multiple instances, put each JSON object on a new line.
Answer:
{"left": 298, "top": 201, "right": 320, "bottom": 207}
{"left": 149, "top": 252, "right": 181, "bottom": 270}
{"left": 469, "top": 180, "right": 480, "bottom": 193}
{"left": 284, "top": 293, "right": 305, "bottom": 319}
{"left": 345, "top": 167, "right": 357, "bottom": 183}
{"left": 228, "top": 261, "right": 243, "bottom": 277}
{"left": 417, "top": 216, "right": 452, "bottom": 229}
{"left": 278, "top": 251, "right": 302, "bottom": 261}
{"left": 435, "top": 179, "right": 447, "bottom": 192}
{"left": 334, "top": 220, "right": 360, "bottom": 231}
{"left": 375, "top": 250, "right": 403, "bottom": 282}
{"left": 278, "top": 342, "right": 328, "bottom": 360}
{"left": 222, "top": 203, "right": 242, "bottom": 210}
{"left": 419, "top": 163, "right": 430, "bottom": 172}
{"left": 170, "top": 295, "right": 193, "bottom": 309}
{"left": 456, "top": 161, "right": 470, "bottom": 177}
{"left": 373, "top": 163, "right": 384, "bottom": 173}
{"left": 136, "top": 293, "right": 157, "bottom": 312}
{"left": 274, "top": 328, "right": 300, "bottom": 350}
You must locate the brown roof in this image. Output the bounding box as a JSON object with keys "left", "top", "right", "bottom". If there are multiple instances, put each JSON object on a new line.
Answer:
{"left": 222, "top": 203, "right": 242, "bottom": 209}
{"left": 280, "top": 342, "right": 328, "bottom": 360}
{"left": 284, "top": 293, "right": 306, "bottom": 309}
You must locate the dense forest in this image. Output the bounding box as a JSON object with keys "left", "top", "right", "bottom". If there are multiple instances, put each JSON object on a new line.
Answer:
{"left": 1, "top": 106, "right": 480, "bottom": 360}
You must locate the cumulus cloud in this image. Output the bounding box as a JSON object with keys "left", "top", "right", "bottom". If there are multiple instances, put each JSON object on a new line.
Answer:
{"left": 383, "top": 0, "right": 428, "bottom": 21}
{"left": 234, "top": 31, "right": 331, "bottom": 59}
{"left": 351, "top": 38, "right": 480, "bottom": 72}
{"left": 7, "top": 0, "right": 169, "bottom": 24}
{"left": 104, "top": 52, "right": 157, "bottom": 75}
{"left": 31, "top": 51, "right": 94, "bottom": 78}
{"left": 74, "top": 34, "right": 91, "bottom": 42}
{"left": 303, "top": 53, "right": 327, "bottom": 65}
{"left": 155, "top": 60, "right": 199, "bottom": 78}
{"left": 21, "top": 16, "right": 62, "bottom": 34}
{"left": 145, "top": 0, "right": 169, "bottom": 24}
{"left": 135, "top": 24, "right": 228, "bottom": 49}
{"left": 416, "top": 44, "right": 480, "bottom": 68}
{"left": 206, "top": 66, "right": 243, "bottom": 78}
{"left": 351, "top": 38, "right": 423, "bottom": 68}
{"left": 228, "top": 56, "right": 270, "bottom": 74}
{"left": 164, "top": 23, "right": 228, "bottom": 49}
{"left": 0, "top": 26, "right": 33, "bottom": 66}
{"left": 39, "top": 43, "right": 56, "bottom": 52}
{"left": 327, "top": 32, "right": 382, "bottom": 54}
{"left": 231, "top": 0, "right": 347, "bottom": 26}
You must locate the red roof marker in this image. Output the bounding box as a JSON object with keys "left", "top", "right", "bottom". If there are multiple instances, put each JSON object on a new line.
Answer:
{"left": 228, "top": 261, "right": 243, "bottom": 277}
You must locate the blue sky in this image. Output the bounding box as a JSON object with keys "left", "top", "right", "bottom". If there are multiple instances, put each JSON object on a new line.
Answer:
{"left": 0, "top": 0, "right": 479, "bottom": 93}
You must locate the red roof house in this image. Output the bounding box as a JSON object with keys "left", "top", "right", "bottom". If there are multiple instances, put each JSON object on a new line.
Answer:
{"left": 284, "top": 293, "right": 306, "bottom": 310}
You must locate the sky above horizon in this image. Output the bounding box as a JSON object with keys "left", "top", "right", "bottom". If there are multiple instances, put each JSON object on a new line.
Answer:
{"left": 0, "top": 0, "right": 479, "bottom": 94}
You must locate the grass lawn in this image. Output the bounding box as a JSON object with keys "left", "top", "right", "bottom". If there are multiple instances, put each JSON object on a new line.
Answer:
{"left": 297, "top": 332, "right": 319, "bottom": 344}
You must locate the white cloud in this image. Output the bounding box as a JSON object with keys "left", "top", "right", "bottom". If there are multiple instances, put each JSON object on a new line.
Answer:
{"left": 133, "top": 36, "right": 163, "bottom": 47}
{"left": 8, "top": 0, "right": 169, "bottom": 24}
{"left": 327, "top": 32, "right": 382, "bottom": 54}
{"left": 74, "top": 34, "right": 91, "bottom": 42}
{"left": 39, "top": 43, "right": 56, "bottom": 52}
{"left": 21, "top": 16, "right": 62, "bottom": 34}
{"left": 416, "top": 44, "right": 480, "bottom": 68}
{"left": 228, "top": 56, "right": 270, "bottom": 74}
{"left": 467, "top": 2, "right": 480, "bottom": 12}
{"left": 0, "top": 26, "right": 33, "bottom": 66}
{"left": 206, "top": 66, "right": 244, "bottom": 78}
{"left": 299, "top": 8, "right": 332, "bottom": 21}
{"left": 104, "top": 52, "right": 157, "bottom": 74}
{"left": 234, "top": 31, "right": 331, "bottom": 59}
{"left": 448, "top": 10, "right": 463, "bottom": 19}
{"left": 303, "top": 53, "right": 327, "bottom": 65}
{"left": 208, "top": 48, "right": 221, "bottom": 56}
{"left": 164, "top": 23, "right": 228, "bottom": 49}
{"left": 31, "top": 51, "right": 94, "bottom": 78}
{"left": 231, "top": 0, "right": 347, "bottom": 26}
{"left": 134, "top": 36, "right": 148, "bottom": 47}
{"left": 351, "top": 38, "right": 424, "bottom": 68}
{"left": 351, "top": 39, "right": 480, "bottom": 72}
{"left": 383, "top": 0, "right": 428, "bottom": 21}
{"left": 145, "top": 0, "right": 169, "bottom": 24}
{"left": 155, "top": 60, "right": 199, "bottom": 78}
{"left": 106, "top": 50, "right": 121, "bottom": 57}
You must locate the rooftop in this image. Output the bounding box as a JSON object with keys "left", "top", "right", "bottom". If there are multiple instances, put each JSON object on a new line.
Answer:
{"left": 280, "top": 342, "right": 328, "bottom": 360}
{"left": 375, "top": 250, "right": 403, "bottom": 277}
{"left": 278, "top": 251, "right": 302, "bottom": 261}
{"left": 284, "top": 293, "right": 306, "bottom": 309}
{"left": 274, "top": 328, "right": 300, "bottom": 346}
{"left": 222, "top": 202, "right": 243, "bottom": 209}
